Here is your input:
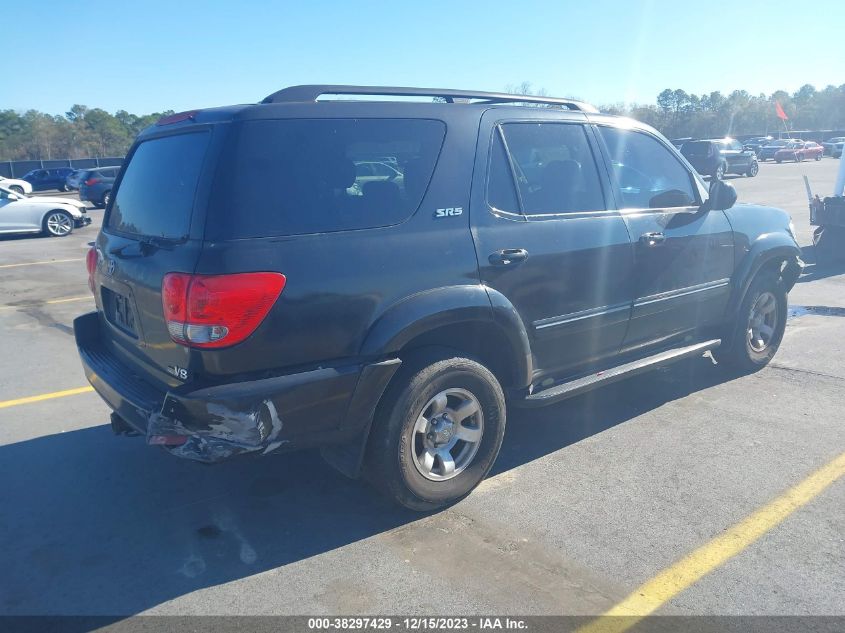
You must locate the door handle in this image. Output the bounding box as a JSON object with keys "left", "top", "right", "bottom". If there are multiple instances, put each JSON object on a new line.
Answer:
{"left": 639, "top": 232, "right": 666, "bottom": 247}
{"left": 489, "top": 248, "right": 529, "bottom": 266}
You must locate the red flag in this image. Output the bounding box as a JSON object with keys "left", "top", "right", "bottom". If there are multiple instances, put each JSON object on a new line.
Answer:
{"left": 775, "top": 101, "right": 789, "bottom": 120}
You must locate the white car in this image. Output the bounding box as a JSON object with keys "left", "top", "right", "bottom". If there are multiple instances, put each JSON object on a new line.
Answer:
{"left": 0, "top": 185, "right": 91, "bottom": 237}
{"left": 0, "top": 176, "right": 33, "bottom": 195}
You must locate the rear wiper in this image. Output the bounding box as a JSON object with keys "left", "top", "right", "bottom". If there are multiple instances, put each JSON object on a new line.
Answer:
{"left": 110, "top": 235, "right": 188, "bottom": 258}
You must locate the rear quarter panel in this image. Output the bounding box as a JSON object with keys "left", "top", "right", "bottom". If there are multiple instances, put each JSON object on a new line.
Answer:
{"left": 193, "top": 105, "right": 484, "bottom": 378}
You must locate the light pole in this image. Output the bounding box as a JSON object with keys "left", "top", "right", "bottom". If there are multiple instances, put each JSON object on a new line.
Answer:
{"left": 836, "top": 146, "right": 845, "bottom": 197}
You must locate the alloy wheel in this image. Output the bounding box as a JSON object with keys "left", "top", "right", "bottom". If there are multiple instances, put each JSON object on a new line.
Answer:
{"left": 747, "top": 291, "right": 778, "bottom": 353}
{"left": 411, "top": 388, "right": 484, "bottom": 481}
{"left": 46, "top": 213, "right": 72, "bottom": 236}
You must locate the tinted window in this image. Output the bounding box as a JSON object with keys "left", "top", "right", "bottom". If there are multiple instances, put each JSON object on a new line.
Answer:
{"left": 497, "top": 123, "right": 605, "bottom": 214}
{"left": 209, "top": 119, "right": 446, "bottom": 238}
{"left": 599, "top": 127, "right": 697, "bottom": 209}
{"left": 681, "top": 141, "right": 712, "bottom": 157}
{"left": 107, "top": 132, "right": 210, "bottom": 238}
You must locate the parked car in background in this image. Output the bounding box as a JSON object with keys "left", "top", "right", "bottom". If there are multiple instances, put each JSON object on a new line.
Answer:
{"left": 757, "top": 139, "right": 803, "bottom": 161}
{"left": 773, "top": 141, "right": 823, "bottom": 163}
{"left": 742, "top": 136, "right": 773, "bottom": 157}
{"left": 75, "top": 84, "right": 801, "bottom": 510}
{"left": 65, "top": 169, "right": 87, "bottom": 191}
{"left": 0, "top": 185, "right": 91, "bottom": 237}
{"left": 21, "top": 167, "right": 75, "bottom": 192}
{"left": 670, "top": 137, "right": 693, "bottom": 149}
{"left": 822, "top": 137, "right": 845, "bottom": 158}
{"left": 349, "top": 160, "right": 404, "bottom": 194}
{"left": 0, "top": 176, "right": 33, "bottom": 195}
{"left": 78, "top": 166, "right": 120, "bottom": 208}
{"left": 680, "top": 138, "right": 758, "bottom": 179}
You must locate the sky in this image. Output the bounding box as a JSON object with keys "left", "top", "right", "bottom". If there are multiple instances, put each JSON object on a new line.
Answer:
{"left": 4, "top": 0, "right": 844, "bottom": 116}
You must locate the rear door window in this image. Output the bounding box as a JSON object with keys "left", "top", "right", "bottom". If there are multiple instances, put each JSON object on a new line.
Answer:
{"left": 107, "top": 132, "right": 210, "bottom": 239}
{"left": 488, "top": 122, "right": 606, "bottom": 215}
{"left": 208, "top": 118, "right": 446, "bottom": 238}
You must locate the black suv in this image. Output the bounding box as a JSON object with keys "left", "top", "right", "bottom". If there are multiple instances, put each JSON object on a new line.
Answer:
{"left": 681, "top": 139, "right": 759, "bottom": 179}
{"left": 75, "top": 85, "right": 802, "bottom": 510}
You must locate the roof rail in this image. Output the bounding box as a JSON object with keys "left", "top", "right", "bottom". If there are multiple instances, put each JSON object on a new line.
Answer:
{"left": 260, "top": 85, "right": 598, "bottom": 112}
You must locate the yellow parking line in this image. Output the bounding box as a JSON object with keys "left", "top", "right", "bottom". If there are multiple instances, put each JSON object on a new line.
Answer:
{"left": 578, "top": 450, "right": 845, "bottom": 633}
{"left": 46, "top": 296, "right": 91, "bottom": 305}
{"left": 0, "top": 386, "right": 94, "bottom": 410}
{"left": 0, "top": 257, "right": 84, "bottom": 269}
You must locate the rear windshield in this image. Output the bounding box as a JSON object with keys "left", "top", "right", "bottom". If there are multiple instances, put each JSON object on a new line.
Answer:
{"left": 107, "top": 132, "right": 210, "bottom": 238}
{"left": 207, "top": 118, "right": 446, "bottom": 239}
{"left": 681, "top": 142, "right": 711, "bottom": 157}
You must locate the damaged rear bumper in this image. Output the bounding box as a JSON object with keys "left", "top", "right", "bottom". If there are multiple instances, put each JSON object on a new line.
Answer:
{"left": 73, "top": 312, "right": 400, "bottom": 463}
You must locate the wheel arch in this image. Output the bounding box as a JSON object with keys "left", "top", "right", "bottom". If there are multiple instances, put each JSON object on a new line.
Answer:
{"left": 360, "top": 285, "right": 533, "bottom": 390}
{"left": 728, "top": 234, "right": 802, "bottom": 319}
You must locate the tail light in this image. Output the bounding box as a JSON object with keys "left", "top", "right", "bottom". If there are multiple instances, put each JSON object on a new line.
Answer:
{"left": 162, "top": 272, "right": 286, "bottom": 349}
{"left": 86, "top": 247, "right": 98, "bottom": 293}
{"left": 84, "top": 178, "right": 101, "bottom": 186}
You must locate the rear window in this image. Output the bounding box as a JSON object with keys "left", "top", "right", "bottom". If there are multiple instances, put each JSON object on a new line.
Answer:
{"left": 207, "top": 118, "right": 446, "bottom": 239}
{"left": 681, "top": 142, "right": 711, "bottom": 157}
{"left": 107, "top": 132, "right": 210, "bottom": 238}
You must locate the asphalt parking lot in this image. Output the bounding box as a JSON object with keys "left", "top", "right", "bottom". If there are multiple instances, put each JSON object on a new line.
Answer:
{"left": 0, "top": 160, "right": 843, "bottom": 622}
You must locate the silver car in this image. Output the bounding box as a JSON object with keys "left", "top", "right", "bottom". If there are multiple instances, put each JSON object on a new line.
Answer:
{"left": 0, "top": 186, "right": 91, "bottom": 237}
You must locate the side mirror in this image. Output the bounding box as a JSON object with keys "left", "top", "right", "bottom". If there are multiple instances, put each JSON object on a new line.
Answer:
{"left": 706, "top": 179, "right": 737, "bottom": 211}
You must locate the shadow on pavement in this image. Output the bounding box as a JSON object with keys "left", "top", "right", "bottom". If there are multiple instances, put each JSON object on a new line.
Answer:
{"left": 799, "top": 243, "right": 845, "bottom": 282}
{"left": 0, "top": 356, "right": 742, "bottom": 617}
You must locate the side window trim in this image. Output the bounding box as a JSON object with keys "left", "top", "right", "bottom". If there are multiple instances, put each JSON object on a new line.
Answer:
{"left": 496, "top": 124, "right": 527, "bottom": 215}
{"left": 593, "top": 124, "right": 703, "bottom": 211}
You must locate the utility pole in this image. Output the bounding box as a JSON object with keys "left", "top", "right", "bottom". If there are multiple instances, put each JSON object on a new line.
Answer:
{"left": 835, "top": 147, "right": 845, "bottom": 197}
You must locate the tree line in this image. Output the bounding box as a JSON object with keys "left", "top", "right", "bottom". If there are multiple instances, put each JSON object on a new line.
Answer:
{"left": 605, "top": 84, "right": 845, "bottom": 140}
{"left": 0, "top": 105, "right": 173, "bottom": 161}
{"left": 2, "top": 83, "right": 844, "bottom": 161}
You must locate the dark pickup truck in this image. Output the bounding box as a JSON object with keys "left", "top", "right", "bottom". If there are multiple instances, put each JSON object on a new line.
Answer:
{"left": 75, "top": 85, "right": 802, "bottom": 510}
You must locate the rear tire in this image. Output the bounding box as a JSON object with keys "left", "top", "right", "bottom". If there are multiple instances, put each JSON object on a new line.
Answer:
{"left": 714, "top": 163, "right": 725, "bottom": 180}
{"left": 815, "top": 153, "right": 822, "bottom": 161}
{"left": 796, "top": 153, "right": 803, "bottom": 162}
{"left": 101, "top": 190, "right": 111, "bottom": 208}
{"left": 364, "top": 354, "right": 506, "bottom": 511}
{"left": 713, "top": 272, "right": 787, "bottom": 372}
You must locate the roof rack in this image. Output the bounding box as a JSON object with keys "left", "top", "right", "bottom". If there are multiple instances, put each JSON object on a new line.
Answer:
{"left": 260, "top": 85, "right": 598, "bottom": 112}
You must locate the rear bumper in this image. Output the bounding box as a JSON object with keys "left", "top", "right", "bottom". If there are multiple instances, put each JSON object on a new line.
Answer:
{"left": 74, "top": 311, "right": 400, "bottom": 463}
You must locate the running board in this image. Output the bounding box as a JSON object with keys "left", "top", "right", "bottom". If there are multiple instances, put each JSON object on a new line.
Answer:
{"left": 516, "top": 339, "right": 721, "bottom": 408}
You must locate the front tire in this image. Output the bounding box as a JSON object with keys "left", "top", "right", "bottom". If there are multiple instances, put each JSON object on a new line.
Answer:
{"left": 714, "top": 163, "right": 725, "bottom": 180}
{"left": 815, "top": 153, "right": 822, "bottom": 161}
{"left": 102, "top": 190, "right": 111, "bottom": 208}
{"left": 9, "top": 185, "right": 24, "bottom": 194}
{"left": 713, "top": 272, "right": 787, "bottom": 372}
{"left": 365, "top": 355, "right": 506, "bottom": 511}
{"left": 746, "top": 162, "right": 759, "bottom": 177}
{"left": 43, "top": 210, "right": 74, "bottom": 237}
